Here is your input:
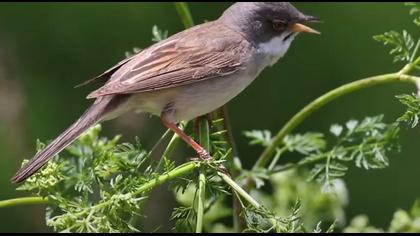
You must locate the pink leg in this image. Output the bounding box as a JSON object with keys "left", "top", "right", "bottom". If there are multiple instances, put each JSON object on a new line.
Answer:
{"left": 161, "top": 116, "right": 211, "bottom": 160}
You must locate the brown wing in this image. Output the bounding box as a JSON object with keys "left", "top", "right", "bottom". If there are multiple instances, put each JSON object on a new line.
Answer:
{"left": 87, "top": 22, "right": 251, "bottom": 99}
{"left": 74, "top": 54, "right": 137, "bottom": 88}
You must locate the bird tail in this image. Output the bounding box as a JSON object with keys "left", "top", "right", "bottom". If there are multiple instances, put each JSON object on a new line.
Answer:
{"left": 11, "top": 95, "right": 128, "bottom": 183}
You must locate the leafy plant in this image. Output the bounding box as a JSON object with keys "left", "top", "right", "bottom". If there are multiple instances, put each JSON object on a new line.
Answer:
{"left": 396, "top": 94, "right": 420, "bottom": 128}
{"left": 1, "top": 2, "right": 420, "bottom": 233}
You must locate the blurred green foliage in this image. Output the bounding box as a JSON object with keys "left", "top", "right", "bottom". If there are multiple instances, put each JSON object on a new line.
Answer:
{"left": 0, "top": 2, "right": 420, "bottom": 232}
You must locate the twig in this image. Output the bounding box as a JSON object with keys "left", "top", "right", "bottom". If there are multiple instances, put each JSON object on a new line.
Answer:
{"left": 253, "top": 71, "right": 420, "bottom": 171}
{"left": 196, "top": 119, "right": 210, "bottom": 233}
{"left": 0, "top": 197, "right": 48, "bottom": 209}
{"left": 174, "top": 2, "right": 195, "bottom": 28}
{"left": 219, "top": 173, "right": 260, "bottom": 209}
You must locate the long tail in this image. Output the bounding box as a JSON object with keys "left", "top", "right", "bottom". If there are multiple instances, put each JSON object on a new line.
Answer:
{"left": 11, "top": 95, "right": 128, "bottom": 183}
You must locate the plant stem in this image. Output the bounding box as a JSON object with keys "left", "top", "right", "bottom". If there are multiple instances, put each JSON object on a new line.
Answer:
{"left": 268, "top": 147, "right": 287, "bottom": 172}
{"left": 135, "top": 161, "right": 200, "bottom": 195}
{"left": 400, "top": 56, "right": 420, "bottom": 75}
{"left": 217, "top": 106, "right": 245, "bottom": 232}
{"left": 156, "top": 122, "right": 187, "bottom": 172}
{"left": 65, "top": 161, "right": 201, "bottom": 221}
{"left": 212, "top": 107, "right": 247, "bottom": 231}
{"left": 151, "top": 129, "right": 173, "bottom": 171}
{"left": 174, "top": 2, "right": 195, "bottom": 28}
{"left": 410, "top": 41, "right": 420, "bottom": 63}
{"left": 219, "top": 173, "right": 260, "bottom": 209}
{"left": 253, "top": 72, "right": 419, "bottom": 171}
{"left": 196, "top": 119, "right": 209, "bottom": 233}
{"left": 196, "top": 172, "right": 206, "bottom": 233}
{"left": 0, "top": 197, "right": 48, "bottom": 209}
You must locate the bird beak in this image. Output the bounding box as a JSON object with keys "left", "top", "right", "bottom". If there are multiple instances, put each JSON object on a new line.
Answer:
{"left": 290, "top": 23, "right": 320, "bottom": 35}
{"left": 291, "top": 15, "right": 321, "bottom": 35}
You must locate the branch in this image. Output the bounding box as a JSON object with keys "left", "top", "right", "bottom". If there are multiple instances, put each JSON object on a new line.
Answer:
{"left": 220, "top": 173, "right": 260, "bottom": 209}
{"left": 196, "top": 171, "right": 206, "bottom": 233}
{"left": 0, "top": 197, "right": 49, "bottom": 209}
{"left": 174, "top": 2, "right": 195, "bottom": 28}
{"left": 253, "top": 72, "right": 420, "bottom": 171}
{"left": 196, "top": 118, "right": 210, "bottom": 233}
{"left": 135, "top": 161, "right": 200, "bottom": 195}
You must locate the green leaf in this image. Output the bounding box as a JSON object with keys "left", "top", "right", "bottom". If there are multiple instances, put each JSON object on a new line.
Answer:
{"left": 302, "top": 116, "right": 399, "bottom": 188}
{"left": 374, "top": 30, "right": 417, "bottom": 63}
{"left": 284, "top": 133, "right": 326, "bottom": 155}
{"left": 151, "top": 25, "right": 169, "bottom": 43}
{"left": 244, "top": 130, "right": 273, "bottom": 147}
{"left": 396, "top": 94, "right": 420, "bottom": 128}
{"left": 406, "top": 2, "right": 420, "bottom": 26}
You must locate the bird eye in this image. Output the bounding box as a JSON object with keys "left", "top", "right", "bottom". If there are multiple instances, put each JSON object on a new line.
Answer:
{"left": 272, "top": 20, "right": 287, "bottom": 31}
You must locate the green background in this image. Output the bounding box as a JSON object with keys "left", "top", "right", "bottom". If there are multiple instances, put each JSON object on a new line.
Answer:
{"left": 0, "top": 2, "right": 418, "bottom": 232}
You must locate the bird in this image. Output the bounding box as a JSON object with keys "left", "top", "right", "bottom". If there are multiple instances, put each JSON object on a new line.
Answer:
{"left": 11, "top": 2, "right": 320, "bottom": 183}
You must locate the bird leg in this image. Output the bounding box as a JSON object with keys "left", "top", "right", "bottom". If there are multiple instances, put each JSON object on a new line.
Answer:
{"left": 161, "top": 116, "right": 212, "bottom": 161}
{"left": 161, "top": 115, "right": 231, "bottom": 176}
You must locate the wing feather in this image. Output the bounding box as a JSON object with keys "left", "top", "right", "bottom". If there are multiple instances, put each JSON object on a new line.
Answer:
{"left": 87, "top": 22, "right": 251, "bottom": 98}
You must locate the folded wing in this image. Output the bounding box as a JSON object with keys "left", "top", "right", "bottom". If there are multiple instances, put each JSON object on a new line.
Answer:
{"left": 87, "top": 22, "right": 251, "bottom": 98}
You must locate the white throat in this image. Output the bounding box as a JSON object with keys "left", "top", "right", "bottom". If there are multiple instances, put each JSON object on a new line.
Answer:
{"left": 257, "top": 33, "right": 296, "bottom": 67}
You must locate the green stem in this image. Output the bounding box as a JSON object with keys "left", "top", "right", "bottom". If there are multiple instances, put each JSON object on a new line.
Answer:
{"left": 268, "top": 147, "right": 287, "bottom": 172}
{"left": 196, "top": 119, "right": 209, "bottom": 233}
{"left": 68, "top": 161, "right": 201, "bottom": 220}
{"left": 156, "top": 122, "right": 187, "bottom": 172}
{"left": 220, "top": 174, "right": 282, "bottom": 231}
{"left": 151, "top": 129, "right": 173, "bottom": 172}
{"left": 135, "top": 161, "right": 200, "bottom": 195}
{"left": 410, "top": 41, "right": 420, "bottom": 63}
{"left": 401, "top": 56, "right": 420, "bottom": 75}
{"left": 253, "top": 72, "right": 419, "bottom": 171}
{"left": 219, "top": 173, "right": 260, "bottom": 209}
{"left": 217, "top": 106, "right": 246, "bottom": 233}
{"left": 0, "top": 197, "right": 48, "bottom": 209}
{"left": 196, "top": 172, "right": 206, "bottom": 233}
{"left": 174, "top": 2, "right": 195, "bottom": 29}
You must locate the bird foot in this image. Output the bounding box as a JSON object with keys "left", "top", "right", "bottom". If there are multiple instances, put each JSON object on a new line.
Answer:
{"left": 189, "top": 150, "right": 231, "bottom": 176}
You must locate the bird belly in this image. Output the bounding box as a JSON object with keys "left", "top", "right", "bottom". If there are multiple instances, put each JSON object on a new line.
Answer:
{"left": 169, "top": 71, "right": 258, "bottom": 122}
{"left": 128, "top": 69, "right": 258, "bottom": 123}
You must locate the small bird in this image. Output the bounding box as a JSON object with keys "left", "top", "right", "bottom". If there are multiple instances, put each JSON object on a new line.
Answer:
{"left": 12, "top": 2, "right": 320, "bottom": 183}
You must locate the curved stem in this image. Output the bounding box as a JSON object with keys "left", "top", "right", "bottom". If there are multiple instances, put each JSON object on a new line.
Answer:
{"left": 400, "top": 57, "right": 420, "bottom": 75}
{"left": 219, "top": 173, "right": 260, "bottom": 209}
{"left": 174, "top": 2, "right": 195, "bottom": 28}
{"left": 0, "top": 197, "right": 48, "bottom": 209}
{"left": 253, "top": 72, "right": 419, "bottom": 170}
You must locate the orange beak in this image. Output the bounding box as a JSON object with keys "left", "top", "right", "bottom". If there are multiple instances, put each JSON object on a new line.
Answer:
{"left": 290, "top": 23, "right": 320, "bottom": 35}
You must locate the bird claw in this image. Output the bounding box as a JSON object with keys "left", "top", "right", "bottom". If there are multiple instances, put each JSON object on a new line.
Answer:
{"left": 189, "top": 151, "right": 231, "bottom": 176}
{"left": 189, "top": 150, "right": 212, "bottom": 162}
{"left": 198, "top": 149, "right": 212, "bottom": 161}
